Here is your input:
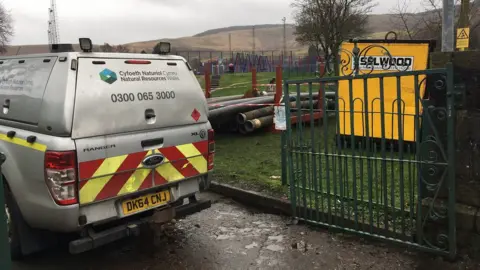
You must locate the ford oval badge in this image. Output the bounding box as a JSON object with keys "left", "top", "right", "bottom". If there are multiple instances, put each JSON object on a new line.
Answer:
{"left": 142, "top": 154, "right": 165, "bottom": 168}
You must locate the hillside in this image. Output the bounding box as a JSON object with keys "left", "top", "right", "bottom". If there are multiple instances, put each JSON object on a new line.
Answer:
{"left": 124, "top": 24, "right": 300, "bottom": 53}
{"left": 1, "top": 13, "right": 427, "bottom": 56}
{"left": 126, "top": 14, "right": 407, "bottom": 54}
{"left": 193, "top": 24, "right": 291, "bottom": 37}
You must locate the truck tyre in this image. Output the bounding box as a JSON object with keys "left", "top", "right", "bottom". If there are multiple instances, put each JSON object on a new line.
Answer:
{"left": 4, "top": 183, "right": 23, "bottom": 260}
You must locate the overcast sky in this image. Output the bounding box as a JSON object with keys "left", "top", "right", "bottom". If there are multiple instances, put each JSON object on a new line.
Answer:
{"left": 4, "top": 0, "right": 423, "bottom": 45}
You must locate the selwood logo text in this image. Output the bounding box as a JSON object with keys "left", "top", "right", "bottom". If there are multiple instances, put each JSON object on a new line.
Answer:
{"left": 119, "top": 70, "right": 180, "bottom": 82}
{"left": 356, "top": 56, "right": 414, "bottom": 71}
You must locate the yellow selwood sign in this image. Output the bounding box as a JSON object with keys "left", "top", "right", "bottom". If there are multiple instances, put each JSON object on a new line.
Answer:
{"left": 338, "top": 40, "right": 432, "bottom": 142}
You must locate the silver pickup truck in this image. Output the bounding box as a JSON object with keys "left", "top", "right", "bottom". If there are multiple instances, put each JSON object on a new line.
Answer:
{"left": 0, "top": 40, "right": 214, "bottom": 259}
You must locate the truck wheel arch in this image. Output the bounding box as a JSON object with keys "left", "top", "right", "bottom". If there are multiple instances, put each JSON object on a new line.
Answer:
{"left": 3, "top": 174, "right": 60, "bottom": 257}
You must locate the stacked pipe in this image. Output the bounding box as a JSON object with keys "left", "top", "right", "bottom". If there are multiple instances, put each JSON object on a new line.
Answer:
{"left": 236, "top": 100, "right": 319, "bottom": 134}
{"left": 205, "top": 64, "right": 337, "bottom": 135}
{"left": 208, "top": 92, "right": 336, "bottom": 135}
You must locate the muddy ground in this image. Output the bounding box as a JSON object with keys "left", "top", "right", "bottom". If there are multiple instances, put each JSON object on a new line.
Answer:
{"left": 12, "top": 192, "right": 480, "bottom": 270}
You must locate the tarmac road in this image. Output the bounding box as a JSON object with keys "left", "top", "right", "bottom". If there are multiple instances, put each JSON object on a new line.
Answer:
{"left": 12, "top": 192, "right": 478, "bottom": 270}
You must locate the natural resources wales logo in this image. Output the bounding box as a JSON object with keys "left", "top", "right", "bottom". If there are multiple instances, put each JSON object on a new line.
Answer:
{"left": 99, "top": 68, "right": 118, "bottom": 84}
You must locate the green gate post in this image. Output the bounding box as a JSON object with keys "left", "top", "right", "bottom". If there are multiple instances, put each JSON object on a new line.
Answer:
{"left": 0, "top": 153, "right": 10, "bottom": 270}
{"left": 281, "top": 131, "right": 287, "bottom": 186}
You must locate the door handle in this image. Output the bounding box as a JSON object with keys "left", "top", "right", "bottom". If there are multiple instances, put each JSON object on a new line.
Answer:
{"left": 141, "top": 138, "right": 164, "bottom": 149}
{"left": 145, "top": 109, "right": 156, "bottom": 119}
{"left": 3, "top": 99, "right": 10, "bottom": 114}
{"left": 144, "top": 108, "right": 156, "bottom": 124}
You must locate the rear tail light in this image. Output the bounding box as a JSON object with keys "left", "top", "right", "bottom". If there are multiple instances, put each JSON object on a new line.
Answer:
{"left": 208, "top": 129, "right": 215, "bottom": 170}
{"left": 45, "top": 151, "right": 78, "bottom": 205}
{"left": 125, "top": 60, "right": 151, "bottom": 64}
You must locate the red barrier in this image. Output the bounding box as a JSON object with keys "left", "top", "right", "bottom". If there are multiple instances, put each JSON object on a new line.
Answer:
{"left": 270, "top": 64, "right": 324, "bottom": 131}
{"left": 270, "top": 65, "right": 283, "bottom": 133}
{"left": 318, "top": 61, "right": 326, "bottom": 110}
{"left": 210, "top": 103, "right": 279, "bottom": 108}
{"left": 290, "top": 112, "right": 323, "bottom": 125}
{"left": 274, "top": 65, "right": 282, "bottom": 105}
{"left": 205, "top": 63, "right": 211, "bottom": 98}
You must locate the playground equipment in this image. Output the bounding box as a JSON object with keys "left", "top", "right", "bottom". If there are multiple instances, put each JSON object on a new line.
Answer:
{"left": 232, "top": 52, "right": 271, "bottom": 73}
{"left": 178, "top": 50, "right": 315, "bottom": 74}
{"left": 179, "top": 50, "right": 326, "bottom": 76}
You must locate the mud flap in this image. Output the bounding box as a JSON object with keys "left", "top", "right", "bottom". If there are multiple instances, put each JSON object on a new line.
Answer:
{"left": 152, "top": 207, "right": 175, "bottom": 224}
{"left": 6, "top": 187, "right": 59, "bottom": 257}
{"left": 174, "top": 196, "right": 211, "bottom": 219}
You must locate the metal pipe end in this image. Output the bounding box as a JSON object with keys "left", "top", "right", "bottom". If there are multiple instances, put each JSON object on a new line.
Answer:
{"left": 236, "top": 113, "right": 247, "bottom": 125}
{"left": 238, "top": 124, "right": 248, "bottom": 134}
{"left": 244, "top": 121, "right": 255, "bottom": 133}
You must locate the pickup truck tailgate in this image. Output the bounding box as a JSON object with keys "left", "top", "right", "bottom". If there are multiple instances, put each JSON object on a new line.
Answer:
{"left": 76, "top": 125, "right": 209, "bottom": 205}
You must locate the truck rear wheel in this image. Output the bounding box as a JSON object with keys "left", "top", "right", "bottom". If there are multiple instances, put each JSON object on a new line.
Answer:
{"left": 4, "top": 184, "right": 23, "bottom": 260}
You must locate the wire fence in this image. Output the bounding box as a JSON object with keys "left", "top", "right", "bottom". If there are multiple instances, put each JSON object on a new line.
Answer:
{"left": 174, "top": 50, "right": 321, "bottom": 75}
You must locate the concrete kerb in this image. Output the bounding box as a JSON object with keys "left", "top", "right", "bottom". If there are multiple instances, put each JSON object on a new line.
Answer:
{"left": 209, "top": 181, "right": 292, "bottom": 216}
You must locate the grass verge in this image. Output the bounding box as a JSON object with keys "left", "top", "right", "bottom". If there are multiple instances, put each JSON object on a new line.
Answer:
{"left": 197, "top": 71, "right": 318, "bottom": 98}
{"left": 212, "top": 72, "right": 275, "bottom": 97}
{"left": 214, "top": 131, "right": 288, "bottom": 199}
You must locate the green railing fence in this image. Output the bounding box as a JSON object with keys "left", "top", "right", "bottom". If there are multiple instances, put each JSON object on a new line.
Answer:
{"left": 281, "top": 50, "right": 456, "bottom": 258}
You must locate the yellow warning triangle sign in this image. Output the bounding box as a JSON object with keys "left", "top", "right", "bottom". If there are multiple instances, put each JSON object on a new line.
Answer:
{"left": 458, "top": 28, "right": 469, "bottom": 39}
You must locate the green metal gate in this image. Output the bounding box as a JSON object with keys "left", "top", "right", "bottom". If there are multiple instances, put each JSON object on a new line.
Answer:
{"left": 282, "top": 48, "right": 457, "bottom": 258}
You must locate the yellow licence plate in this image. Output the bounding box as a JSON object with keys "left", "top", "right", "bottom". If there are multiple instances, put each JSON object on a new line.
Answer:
{"left": 121, "top": 190, "right": 171, "bottom": 216}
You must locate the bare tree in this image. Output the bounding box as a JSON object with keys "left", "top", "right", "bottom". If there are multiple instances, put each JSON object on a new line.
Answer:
{"left": 392, "top": 0, "right": 480, "bottom": 49}
{"left": 114, "top": 44, "right": 130, "bottom": 53}
{"left": 99, "top": 43, "right": 130, "bottom": 53}
{"left": 292, "top": 0, "right": 376, "bottom": 74}
{"left": 100, "top": 43, "right": 113, "bottom": 52}
{"left": 0, "top": 3, "right": 13, "bottom": 53}
{"left": 390, "top": 0, "right": 424, "bottom": 39}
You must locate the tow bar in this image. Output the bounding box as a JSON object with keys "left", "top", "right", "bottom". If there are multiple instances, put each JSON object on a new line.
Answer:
{"left": 69, "top": 195, "right": 211, "bottom": 255}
